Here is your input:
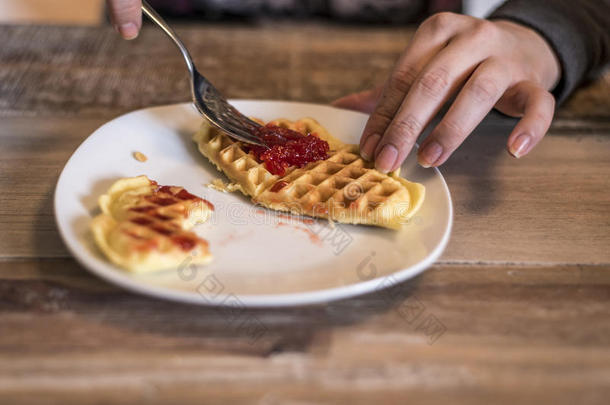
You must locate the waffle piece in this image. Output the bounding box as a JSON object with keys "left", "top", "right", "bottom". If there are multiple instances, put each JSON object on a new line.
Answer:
{"left": 90, "top": 176, "right": 213, "bottom": 273}
{"left": 194, "top": 117, "right": 425, "bottom": 229}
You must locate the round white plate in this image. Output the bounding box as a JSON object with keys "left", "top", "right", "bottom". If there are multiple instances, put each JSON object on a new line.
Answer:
{"left": 55, "top": 101, "right": 452, "bottom": 307}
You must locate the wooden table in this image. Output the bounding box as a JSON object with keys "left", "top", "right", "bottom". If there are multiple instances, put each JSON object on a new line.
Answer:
{"left": 1, "top": 23, "right": 609, "bottom": 404}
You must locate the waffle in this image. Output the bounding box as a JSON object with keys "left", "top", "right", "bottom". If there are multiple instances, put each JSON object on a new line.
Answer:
{"left": 193, "top": 118, "right": 425, "bottom": 229}
{"left": 90, "top": 176, "right": 213, "bottom": 273}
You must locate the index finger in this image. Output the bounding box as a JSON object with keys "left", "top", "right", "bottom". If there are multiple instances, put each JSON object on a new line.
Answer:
{"left": 359, "top": 13, "right": 466, "bottom": 160}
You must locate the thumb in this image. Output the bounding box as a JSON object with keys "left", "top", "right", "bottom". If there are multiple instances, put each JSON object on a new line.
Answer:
{"left": 107, "top": 0, "right": 142, "bottom": 40}
{"left": 331, "top": 85, "right": 383, "bottom": 114}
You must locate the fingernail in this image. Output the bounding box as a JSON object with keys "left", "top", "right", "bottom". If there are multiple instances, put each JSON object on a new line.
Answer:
{"left": 418, "top": 141, "right": 443, "bottom": 168}
{"left": 509, "top": 134, "right": 531, "bottom": 158}
{"left": 360, "top": 134, "right": 381, "bottom": 161}
{"left": 375, "top": 144, "right": 398, "bottom": 173}
{"left": 119, "top": 23, "right": 139, "bottom": 40}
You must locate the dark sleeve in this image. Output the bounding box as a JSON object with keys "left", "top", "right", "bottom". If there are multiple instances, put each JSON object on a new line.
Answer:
{"left": 488, "top": 0, "right": 610, "bottom": 104}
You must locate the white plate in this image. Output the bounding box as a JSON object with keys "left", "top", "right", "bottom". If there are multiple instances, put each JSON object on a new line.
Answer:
{"left": 55, "top": 101, "right": 452, "bottom": 307}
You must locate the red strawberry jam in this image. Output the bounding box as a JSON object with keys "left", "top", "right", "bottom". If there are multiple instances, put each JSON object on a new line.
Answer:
{"left": 247, "top": 124, "right": 329, "bottom": 176}
{"left": 126, "top": 180, "right": 212, "bottom": 251}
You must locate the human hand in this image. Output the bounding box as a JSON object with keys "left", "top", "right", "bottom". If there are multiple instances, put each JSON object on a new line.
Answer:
{"left": 332, "top": 13, "right": 561, "bottom": 171}
{"left": 107, "top": 0, "right": 142, "bottom": 40}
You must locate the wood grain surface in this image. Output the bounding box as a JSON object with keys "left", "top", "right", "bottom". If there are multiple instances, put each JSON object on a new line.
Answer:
{"left": 2, "top": 259, "right": 610, "bottom": 405}
{"left": 1, "top": 24, "right": 608, "bottom": 119}
{"left": 1, "top": 24, "right": 609, "bottom": 404}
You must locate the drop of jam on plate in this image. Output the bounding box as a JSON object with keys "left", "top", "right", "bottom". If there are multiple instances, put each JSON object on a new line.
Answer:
{"left": 276, "top": 222, "right": 322, "bottom": 246}
{"left": 270, "top": 180, "right": 289, "bottom": 192}
{"left": 246, "top": 124, "right": 330, "bottom": 176}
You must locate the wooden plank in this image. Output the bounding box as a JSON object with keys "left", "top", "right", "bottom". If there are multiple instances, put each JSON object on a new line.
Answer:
{"left": 1, "top": 116, "right": 608, "bottom": 263}
{"left": 441, "top": 119, "right": 610, "bottom": 264}
{"left": 0, "top": 24, "right": 409, "bottom": 118}
{"left": 0, "top": 117, "right": 107, "bottom": 258}
{"left": 1, "top": 259, "right": 609, "bottom": 404}
{"left": 0, "top": 24, "right": 608, "bottom": 120}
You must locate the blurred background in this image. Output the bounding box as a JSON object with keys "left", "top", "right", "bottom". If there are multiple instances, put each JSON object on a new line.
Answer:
{"left": 0, "top": 0, "right": 505, "bottom": 25}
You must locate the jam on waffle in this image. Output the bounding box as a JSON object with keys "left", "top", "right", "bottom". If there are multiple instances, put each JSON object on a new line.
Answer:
{"left": 193, "top": 117, "right": 425, "bottom": 229}
{"left": 91, "top": 176, "right": 213, "bottom": 273}
{"left": 245, "top": 124, "right": 330, "bottom": 176}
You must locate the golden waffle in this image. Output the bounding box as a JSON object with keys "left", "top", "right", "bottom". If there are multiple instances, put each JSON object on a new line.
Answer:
{"left": 193, "top": 118, "right": 425, "bottom": 229}
{"left": 91, "top": 176, "right": 213, "bottom": 273}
